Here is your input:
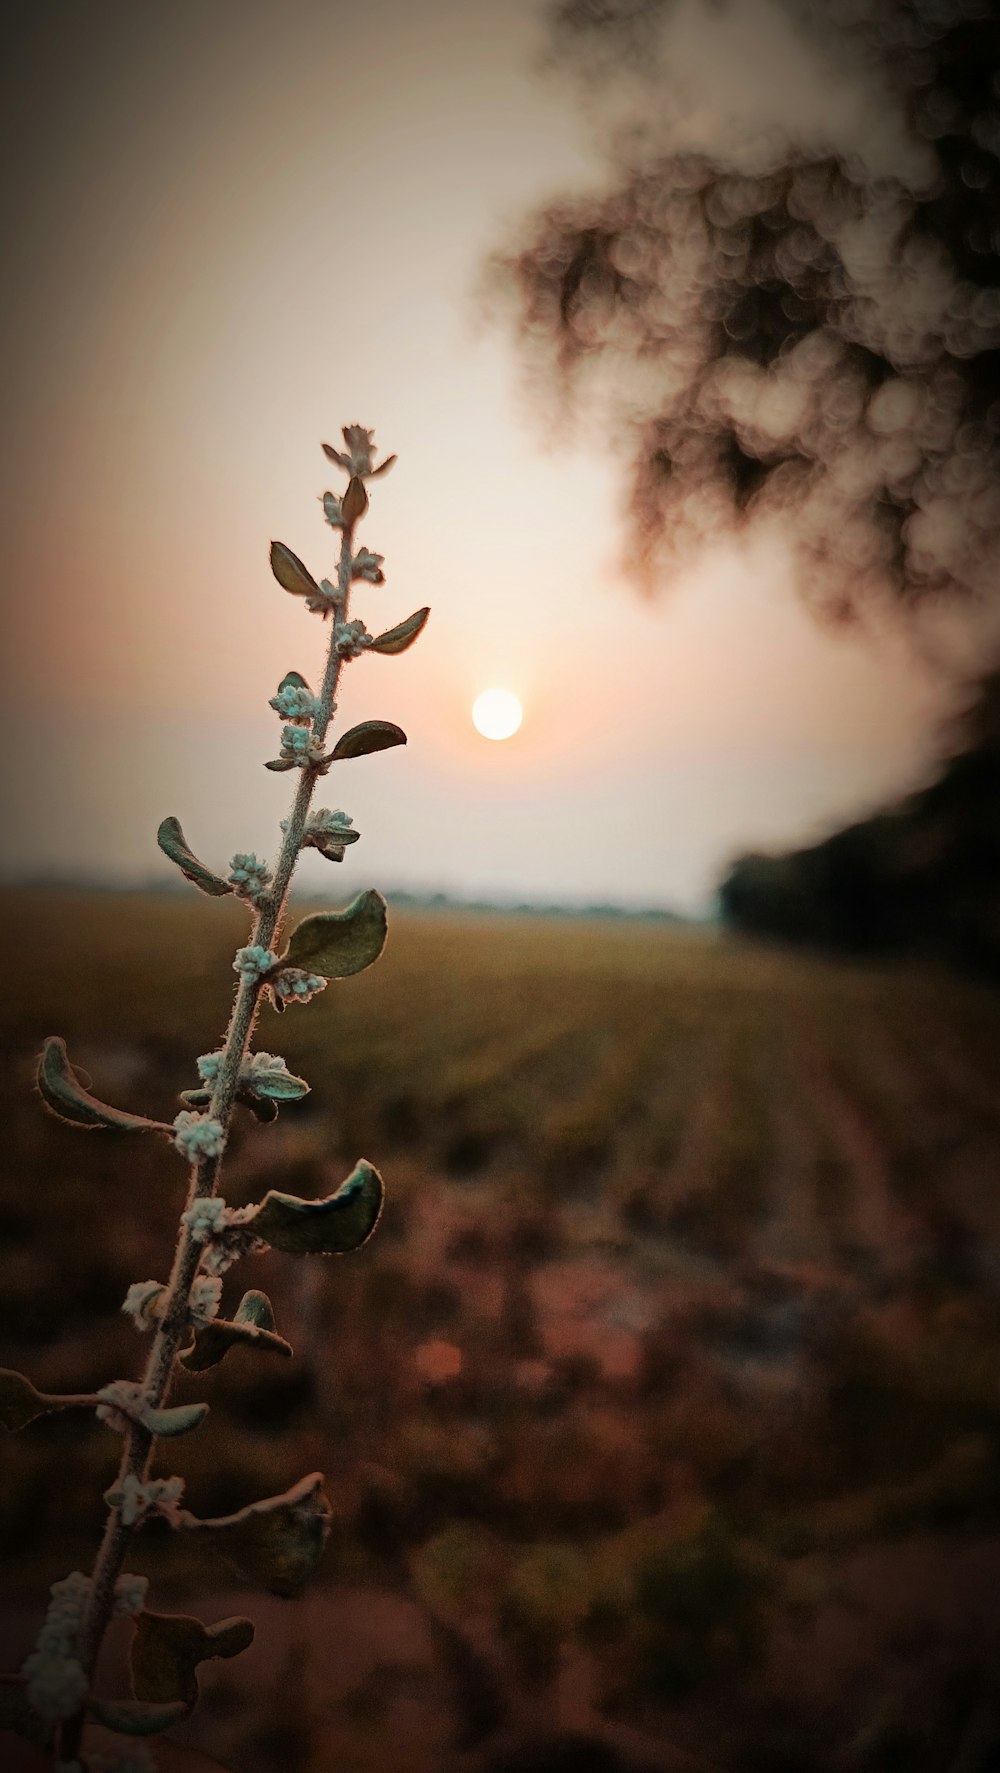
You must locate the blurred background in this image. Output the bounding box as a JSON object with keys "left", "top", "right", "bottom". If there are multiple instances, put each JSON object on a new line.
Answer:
{"left": 4, "top": 1, "right": 1000, "bottom": 1769}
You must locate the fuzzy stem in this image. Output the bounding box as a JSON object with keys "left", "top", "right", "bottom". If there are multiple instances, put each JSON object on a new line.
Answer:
{"left": 58, "top": 512, "right": 359, "bottom": 1765}
{"left": 38, "top": 1393, "right": 102, "bottom": 1409}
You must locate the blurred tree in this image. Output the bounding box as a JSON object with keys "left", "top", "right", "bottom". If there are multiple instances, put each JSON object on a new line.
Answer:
{"left": 719, "top": 670, "right": 1000, "bottom": 972}
{"left": 491, "top": 0, "right": 1000, "bottom": 625}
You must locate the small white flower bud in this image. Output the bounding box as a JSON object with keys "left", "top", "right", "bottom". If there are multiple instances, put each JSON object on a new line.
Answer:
{"left": 334, "top": 618, "right": 371, "bottom": 659}
{"left": 22, "top": 1651, "right": 88, "bottom": 1724}
{"left": 189, "top": 1274, "right": 223, "bottom": 1324}
{"left": 351, "top": 546, "right": 385, "bottom": 584}
{"left": 244, "top": 1051, "right": 289, "bottom": 1077}
{"left": 172, "top": 1111, "right": 226, "bottom": 1161}
{"left": 302, "top": 806, "right": 359, "bottom": 861}
{"left": 112, "top": 1474, "right": 185, "bottom": 1528}
{"left": 95, "top": 1380, "right": 144, "bottom": 1434}
{"left": 304, "top": 576, "right": 342, "bottom": 616}
{"left": 180, "top": 1196, "right": 227, "bottom": 1242}
{"left": 233, "top": 945, "right": 279, "bottom": 983}
{"left": 121, "top": 1280, "right": 165, "bottom": 1331}
{"left": 227, "top": 853, "right": 273, "bottom": 905}
{"left": 269, "top": 683, "right": 318, "bottom": 721}
{"left": 278, "top": 724, "right": 328, "bottom": 766}
{"left": 271, "top": 968, "right": 327, "bottom": 1005}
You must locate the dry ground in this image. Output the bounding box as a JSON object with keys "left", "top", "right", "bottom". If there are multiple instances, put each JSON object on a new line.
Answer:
{"left": 4, "top": 890, "right": 1000, "bottom": 1772}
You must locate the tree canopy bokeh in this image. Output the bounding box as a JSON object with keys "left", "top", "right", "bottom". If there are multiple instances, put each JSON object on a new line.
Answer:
{"left": 491, "top": 0, "right": 1000, "bottom": 626}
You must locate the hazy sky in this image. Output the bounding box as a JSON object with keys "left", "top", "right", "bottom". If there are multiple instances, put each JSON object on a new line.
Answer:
{"left": 0, "top": 0, "right": 961, "bottom": 911}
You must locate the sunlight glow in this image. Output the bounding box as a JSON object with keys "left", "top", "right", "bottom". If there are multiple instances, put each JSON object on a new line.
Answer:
{"left": 472, "top": 687, "right": 523, "bottom": 741}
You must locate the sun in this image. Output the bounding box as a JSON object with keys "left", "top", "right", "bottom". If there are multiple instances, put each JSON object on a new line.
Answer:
{"left": 472, "top": 687, "right": 523, "bottom": 741}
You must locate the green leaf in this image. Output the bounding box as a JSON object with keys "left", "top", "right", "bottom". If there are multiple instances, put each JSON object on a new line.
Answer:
{"left": 142, "top": 1401, "right": 209, "bottom": 1438}
{"left": 131, "top": 1611, "right": 254, "bottom": 1709}
{"left": 265, "top": 757, "right": 297, "bottom": 772}
{"left": 285, "top": 889, "right": 387, "bottom": 979}
{"left": 37, "top": 1037, "right": 172, "bottom": 1134}
{"left": 275, "top": 669, "right": 310, "bottom": 695}
{"left": 180, "top": 1289, "right": 293, "bottom": 1373}
{"left": 179, "top": 1086, "right": 280, "bottom": 1123}
{"left": 156, "top": 816, "right": 234, "bottom": 898}
{"left": 368, "top": 607, "right": 430, "bottom": 655}
{"left": 236, "top": 1289, "right": 279, "bottom": 1330}
{"left": 247, "top": 1068, "right": 309, "bottom": 1103}
{"left": 89, "top": 1696, "right": 190, "bottom": 1736}
{"left": 248, "top": 1160, "right": 384, "bottom": 1255}
{"left": 341, "top": 475, "right": 368, "bottom": 524}
{"left": 332, "top": 720, "right": 407, "bottom": 761}
{"left": 178, "top": 1472, "right": 332, "bottom": 1597}
{"left": 0, "top": 1677, "right": 50, "bottom": 1748}
{"left": 270, "top": 540, "right": 321, "bottom": 598}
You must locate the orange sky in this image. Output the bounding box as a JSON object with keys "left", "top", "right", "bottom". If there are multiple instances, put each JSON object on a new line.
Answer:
{"left": 0, "top": 0, "right": 961, "bottom": 910}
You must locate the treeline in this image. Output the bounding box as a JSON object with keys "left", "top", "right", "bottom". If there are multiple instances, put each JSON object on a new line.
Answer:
{"left": 719, "top": 675, "right": 1000, "bottom": 978}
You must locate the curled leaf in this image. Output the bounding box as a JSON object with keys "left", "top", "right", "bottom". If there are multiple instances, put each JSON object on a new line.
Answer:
{"left": 285, "top": 889, "right": 387, "bottom": 979}
{"left": 300, "top": 810, "right": 360, "bottom": 862}
{"left": 180, "top": 1289, "right": 293, "bottom": 1373}
{"left": 368, "top": 452, "right": 397, "bottom": 478}
{"left": 332, "top": 720, "right": 407, "bottom": 761}
{"left": 236, "top": 1289, "right": 280, "bottom": 1330}
{"left": 122, "top": 1280, "right": 166, "bottom": 1329}
{"left": 89, "top": 1696, "right": 190, "bottom": 1736}
{"left": 177, "top": 1472, "right": 332, "bottom": 1597}
{"left": 311, "top": 837, "right": 360, "bottom": 864}
{"left": 248, "top": 1160, "right": 384, "bottom": 1255}
{"left": 265, "top": 757, "right": 298, "bottom": 772}
{"left": 131, "top": 1610, "right": 254, "bottom": 1709}
{"left": 37, "top": 1037, "right": 172, "bottom": 1134}
{"left": 368, "top": 606, "right": 430, "bottom": 655}
{"left": 0, "top": 1367, "right": 97, "bottom": 1432}
{"left": 248, "top": 1068, "right": 309, "bottom": 1103}
{"left": 269, "top": 541, "right": 321, "bottom": 598}
{"left": 142, "top": 1401, "right": 209, "bottom": 1438}
{"left": 0, "top": 1369, "right": 55, "bottom": 1432}
{"left": 156, "top": 816, "right": 234, "bottom": 898}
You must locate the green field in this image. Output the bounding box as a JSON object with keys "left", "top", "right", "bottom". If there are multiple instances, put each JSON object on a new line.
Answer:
{"left": 4, "top": 890, "right": 1000, "bottom": 1773}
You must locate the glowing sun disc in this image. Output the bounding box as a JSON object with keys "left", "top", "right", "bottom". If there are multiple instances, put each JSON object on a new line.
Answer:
{"left": 472, "top": 687, "right": 523, "bottom": 741}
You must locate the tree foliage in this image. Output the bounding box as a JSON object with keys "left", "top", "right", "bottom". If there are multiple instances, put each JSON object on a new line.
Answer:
{"left": 719, "top": 671, "right": 1000, "bottom": 972}
{"left": 492, "top": 0, "right": 1000, "bottom": 622}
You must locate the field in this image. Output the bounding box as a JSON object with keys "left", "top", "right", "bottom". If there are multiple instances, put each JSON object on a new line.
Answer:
{"left": 4, "top": 890, "right": 1000, "bottom": 1773}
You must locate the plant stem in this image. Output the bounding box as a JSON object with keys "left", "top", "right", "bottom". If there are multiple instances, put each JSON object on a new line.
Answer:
{"left": 59, "top": 516, "right": 358, "bottom": 1766}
